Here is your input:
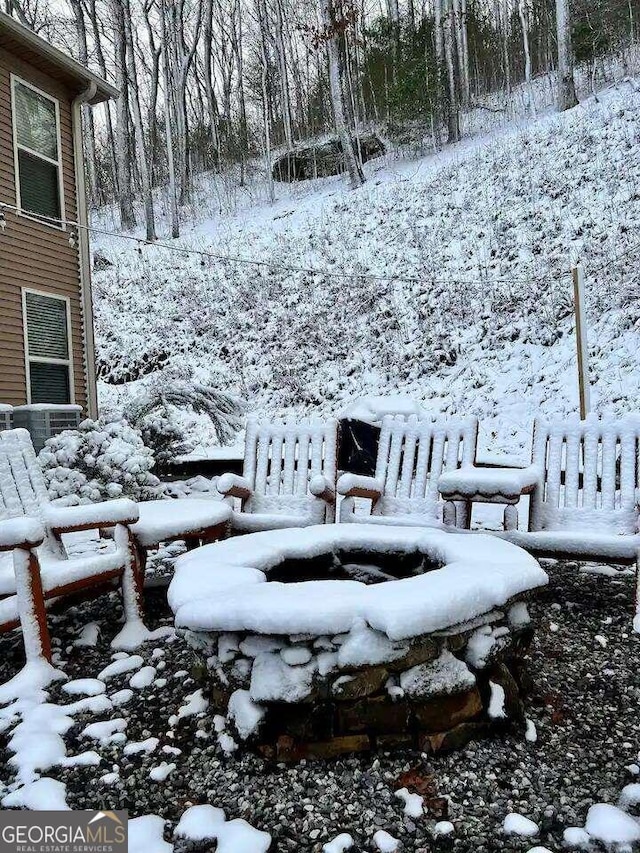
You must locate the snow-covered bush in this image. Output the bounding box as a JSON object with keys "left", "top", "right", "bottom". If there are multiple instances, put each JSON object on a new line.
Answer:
{"left": 40, "top": 418, "right": 161, "bottom": 504}
{"left": 122, "top": 377, "right": 245, "bottom": 466}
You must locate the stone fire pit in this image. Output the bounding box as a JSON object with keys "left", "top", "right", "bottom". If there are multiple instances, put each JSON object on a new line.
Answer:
{"left": 168, "top": 526, "right": 548, "bottom": 760}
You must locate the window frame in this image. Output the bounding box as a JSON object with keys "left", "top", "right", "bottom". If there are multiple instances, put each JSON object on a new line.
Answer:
{"left": 22, "top": 288, "right": 75, "bottom": 405}
{"left": 10, "top": 74, "right": 66, "bottom": 230}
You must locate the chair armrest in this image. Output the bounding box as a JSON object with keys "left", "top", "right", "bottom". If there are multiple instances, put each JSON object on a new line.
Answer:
{"left": 0, "top": 517, "right": 45, "bottom": 551}
{"left": 438, "top": 465, "right": 542, "bottom": 500}
{"left": 43, "top": 498, "right": 139, "bottom": 534}
{"left": 217, "top": 473, "right": 253, "bottom": 500}
{"left": 336, "top": 473, "right": 383, "bottom": 501}
{"left": 309, "top": 475, "right": 335, "bottom": 503}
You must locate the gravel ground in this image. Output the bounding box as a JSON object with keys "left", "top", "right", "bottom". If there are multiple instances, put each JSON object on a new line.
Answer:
{"left": 1, "top": 559, "right": 639, "bottom": 852}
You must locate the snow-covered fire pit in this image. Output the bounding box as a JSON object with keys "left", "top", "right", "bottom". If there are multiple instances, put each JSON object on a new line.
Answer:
{"left": 168, "top": 526, "right": 548, "bottom": 760}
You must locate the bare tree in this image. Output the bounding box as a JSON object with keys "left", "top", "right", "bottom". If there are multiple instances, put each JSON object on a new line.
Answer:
{"left": 160, "top": 0, "right": 180, "bottom": 237}
{"left": 13, "top": 0, "right": 634, "bottom": 218}
{"left": 556, "top": 0, "right": 578, "bottom": 110}
{"left": 443, "top": 0, "right": 460, "bottom": 142}
{"left": 121, "top": 0, "right": 156, "bottom": 240}
{"left": 202, "top": 0, "right": 222, "bottom": 162}
{"left": 452, "top": 0, "right": 470, "bottom": 106}
{"left": 69, "top": 0, "right": 99, "bottom": 208}
{"left": 275, "top": 0, "right": 294, "bottom": 149}
{"left": 519, "top": 0, "right": 534, "bottom": 111}
{"left": 111, "top": 0, "right": 137, "bottom": 229}
{"left": 256, "top": 0, "right": 276, "bottom": 201}
{"left": 319, "top": 0, "right": 365, "bottom": 188}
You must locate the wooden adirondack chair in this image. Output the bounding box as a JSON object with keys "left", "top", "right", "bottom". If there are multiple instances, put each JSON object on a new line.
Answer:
{"left": 216, "top": 419, "right": 338, "bottom": 533}
{"left": 0, "top": 428, "right": 144, "bottom": 661}
{"left": 337, "top": 414, "right": 479, "bottom": 528}
{"left": 500, "top": 415, "right": 640, "bottom": 558}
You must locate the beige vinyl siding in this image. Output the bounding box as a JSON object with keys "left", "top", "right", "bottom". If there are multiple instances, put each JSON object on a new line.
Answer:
{"left": 0, "top": 46, "right": 86, "bottom": 409}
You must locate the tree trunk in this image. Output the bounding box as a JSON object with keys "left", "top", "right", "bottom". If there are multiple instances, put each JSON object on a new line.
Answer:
{"left": 203, "top": 0, "right": 222, "bottom": 163}
{"left": 161, "top": 0, "right": 180, "bottom": 238}
{"left": 433, "top": 0, "right": 444, "bottom": 146}
{"left": 87, "top": 0, "right": 118, "bottom": 200}
{"left": 518, "top": 0, "right": 534, "bottom": 112}
{"left": 443, "top": 0, "right": 460, "bottom": 142}
{"left": 69, "top": 0, "right": 98, "bottom": 209}
{"left": 257, "top": 0, "right": 275, "bottom": 203}
{"left": 386, "top": 0, "right": 401, "bottom": 77}
{"left": 232, "top": 0, "right": 249, "bottom": 186}
{"left": 275, "top": 0, "right": 294, "bottom": 149}
{"left": 452, "top": 0, "right": 469, "bottom": 106}
{"left": 111, "top": 0, "right": 136, "bottom": 229}
{"left": 460, "top": 0, "right": 470, "bottom": 104}
{"left": 556, "top": 0, "right": 577, "bottom": 111}
{"left": 320, "top": 0, "right": 365, "bottom": 188}
{"left": 501, "top": 0, "right": 511, "bottom": 96}
{"left": 121, "top": 0, "right": 156, "bottom": 241}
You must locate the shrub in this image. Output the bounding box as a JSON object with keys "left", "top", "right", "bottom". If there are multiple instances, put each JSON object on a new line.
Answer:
{"left": 123, "top": 378, "right": 245, "bottom": 467}
{"left": 40, "top": 417, "right": 161, "bottom": 503}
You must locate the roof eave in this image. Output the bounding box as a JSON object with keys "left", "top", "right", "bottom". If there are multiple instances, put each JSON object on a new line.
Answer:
{"left": 0, "top": 11, "right": 119, "bottom": 104}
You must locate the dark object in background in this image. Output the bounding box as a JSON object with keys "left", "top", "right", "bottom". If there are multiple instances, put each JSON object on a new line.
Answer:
{"left": 165, "top": 455, "right": 243, "bottom": 481}
{"left": 273, "top": 133, "right": 385, "bottom": 183}
{"left": 338, "top": 418, "right": 381, "bottom": 476}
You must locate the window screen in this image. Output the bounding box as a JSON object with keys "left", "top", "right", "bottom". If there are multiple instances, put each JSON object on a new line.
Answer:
{"left": 13, "top": 81, "right": 62, "bottom": 221}
{"left": 24, "top": 292, "right": 72, "bottom": 405}
{"left": 29, "top": 363, "right": 71, "bottom": 405}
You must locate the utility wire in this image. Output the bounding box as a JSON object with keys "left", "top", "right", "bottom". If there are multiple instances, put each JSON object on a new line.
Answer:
{"left": 0, "top": 200, "right": 573, "bottom": 287}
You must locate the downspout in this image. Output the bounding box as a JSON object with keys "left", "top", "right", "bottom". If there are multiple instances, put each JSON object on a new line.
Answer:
{"left": 72, "top": 80, "right": 98, "bottom": 419}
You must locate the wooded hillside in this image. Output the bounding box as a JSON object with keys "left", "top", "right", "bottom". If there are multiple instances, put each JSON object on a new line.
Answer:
{"left": 5, "top": 0, "right": 639, "bottom": 238}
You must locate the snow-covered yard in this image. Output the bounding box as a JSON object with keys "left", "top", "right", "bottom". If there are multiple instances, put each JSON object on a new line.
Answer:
{"left": 93, "top": 82, "right": 640, "bottom": 459}
{"left": 1, "top": 561, "right": 639, "bottom": 851}
{"left": 4, "top": 42, "right": 640, "bottom": 853}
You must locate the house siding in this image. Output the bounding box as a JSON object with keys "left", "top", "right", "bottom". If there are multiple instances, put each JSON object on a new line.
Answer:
{"left": 0, "top": 45, "right": 87, "bottom": 409}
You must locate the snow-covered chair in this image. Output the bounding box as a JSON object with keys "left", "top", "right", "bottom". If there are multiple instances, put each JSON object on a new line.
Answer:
{"left": 216, "top": 419, "right": 338, "bottom": 533}
{"left": 338, "top": 414, "right": 478, "bottom": 528}
{"left": 501, "top": 416, "right": 640, "bottom": 583}
{"left": 0, "top": 428, "right": 144, "bottom": 661}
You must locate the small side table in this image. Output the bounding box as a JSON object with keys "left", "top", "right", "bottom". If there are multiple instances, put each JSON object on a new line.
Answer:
{"left": 438, "top": 466, "right": 540, "bottom": 531}
{"left": 131, "top": 500, "right": 231, "bottom": 571}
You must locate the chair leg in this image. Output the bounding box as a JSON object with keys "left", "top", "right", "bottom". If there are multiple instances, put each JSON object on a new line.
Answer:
{"left": 114, "top": 524, "right": 145, "bottom": 625}
{"left": 14, "top": 547, "right": 52, "bottom": 663}
{"left": 443, "top": 501, "right": 456, "bottom": 527}
{"left": 137, "top": 543, "right": 148, "bottom": 576}
{"left": 339, "top": 497, "right": 357, "bottom": 523}
{"left": 504, "top": 505, "right": 519, "bottom": 531}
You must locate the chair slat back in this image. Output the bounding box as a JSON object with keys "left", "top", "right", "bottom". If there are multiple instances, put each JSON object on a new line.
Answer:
{"left": 243, "top": 419, "right": 338, "bottom": 519}
{"left": 529, "top": 415, "right": 640, "bottom": 534}
{"left": 374, "top": 415, "right": 478, "bottom": 519}
{"left": 0, "top": 448, "right": 27, "bottom": 520}
{"left": 0, "top": 429, "right": 50, "bottom": 521}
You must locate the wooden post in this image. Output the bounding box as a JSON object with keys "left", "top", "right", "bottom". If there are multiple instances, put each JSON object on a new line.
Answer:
{"left": 572, "top": 265, "right": 591, "bottom": 420}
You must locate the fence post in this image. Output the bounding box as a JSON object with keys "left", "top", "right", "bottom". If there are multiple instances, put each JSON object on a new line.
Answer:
{"left": 572, "top": 265, "right": 591, "bottom": 420}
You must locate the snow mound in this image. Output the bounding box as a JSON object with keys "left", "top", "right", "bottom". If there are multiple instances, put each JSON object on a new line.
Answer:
{"left": 503, "top": 813, "right": 539, "bottom": 836}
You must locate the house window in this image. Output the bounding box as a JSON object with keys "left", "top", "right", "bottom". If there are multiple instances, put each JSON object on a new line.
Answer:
{"left": 12, "top": 77, "right": 63, "bottom": 223}
{"left": 23, "top": 291, "right": 73, "bottom": 404}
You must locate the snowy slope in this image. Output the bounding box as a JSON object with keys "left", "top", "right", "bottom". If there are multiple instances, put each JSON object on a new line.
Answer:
{"left": 93, "top": 82, "right": 640, "bottom": 458}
